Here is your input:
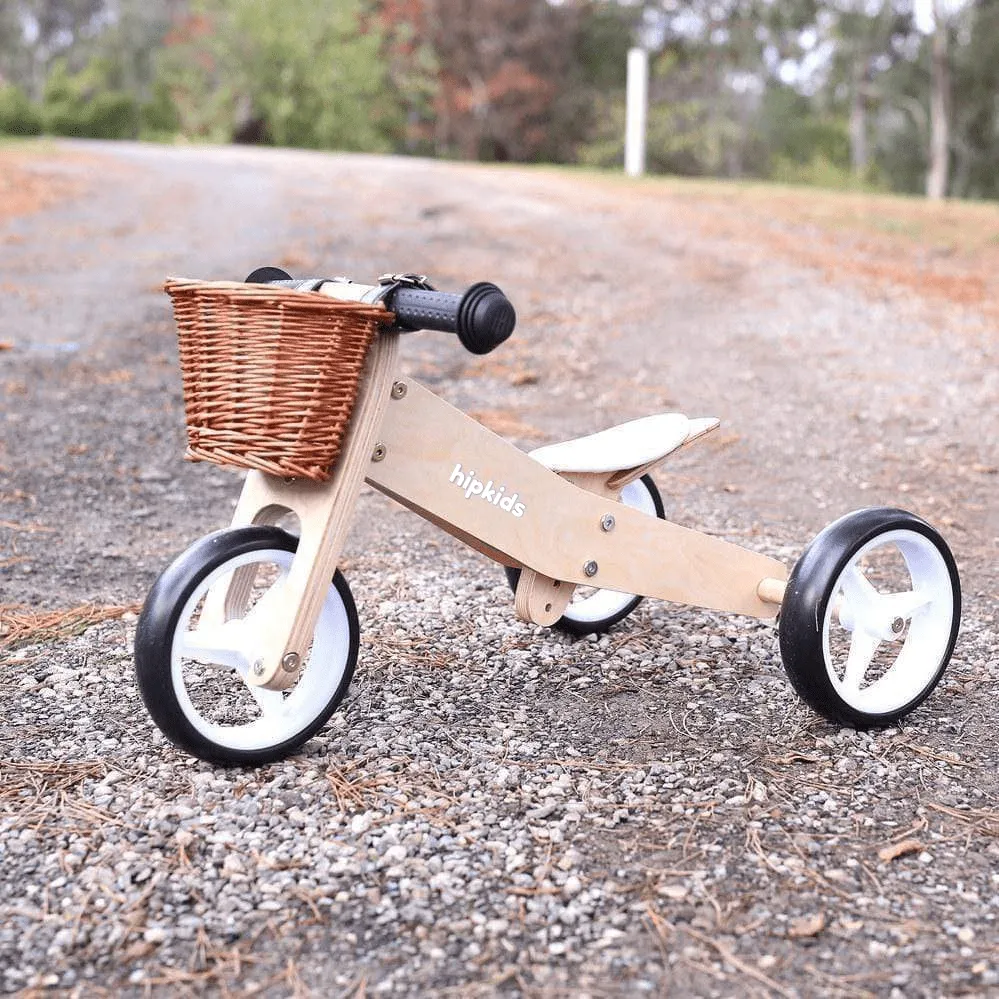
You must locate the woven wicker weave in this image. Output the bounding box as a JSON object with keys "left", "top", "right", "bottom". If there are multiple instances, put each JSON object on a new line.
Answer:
{"left": 165, "top": 279, "right": 391, "bottom": 482}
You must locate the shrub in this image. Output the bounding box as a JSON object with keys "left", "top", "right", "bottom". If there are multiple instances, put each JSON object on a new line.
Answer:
{"left": 0, "top": 85, "right": 43, "bottom": 136}
{"left": 42, "top": 58, "right": 139, "bottom": 140}
{"left": 81, "top": 91, "right": 140, "bottom": 139}
{"left": 139, "top": 80, "right": 180, "bottom": 139}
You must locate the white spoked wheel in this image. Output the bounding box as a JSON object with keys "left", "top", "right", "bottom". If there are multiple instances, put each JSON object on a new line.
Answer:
{"left": 779, "top": 508, "right": 960, "bottom": 727}
{"left": 135, "top": 527, "right": 358, "bottom": 765}
{"left": 505, "top": 474, "right": 665, "bottom": 636}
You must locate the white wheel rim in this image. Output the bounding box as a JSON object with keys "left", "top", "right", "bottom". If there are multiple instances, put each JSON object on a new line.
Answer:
{"left": 562, "top": 478, "right": 658, "bottom": 625}
{"left": 171, "top": 549, "right": 351, "bottom": 752}
{"left": 821, "top": 529, "right": 954, "bottom": 715}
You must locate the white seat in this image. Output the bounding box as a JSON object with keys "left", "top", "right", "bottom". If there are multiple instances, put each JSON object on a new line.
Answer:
{"left": 529, "top": 413, "right": 719, "bottom": 474}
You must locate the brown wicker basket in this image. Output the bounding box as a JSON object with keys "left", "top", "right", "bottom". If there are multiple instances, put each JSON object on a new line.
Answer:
{"left": 165, "top": 278, "right": 391, "bottom": 482}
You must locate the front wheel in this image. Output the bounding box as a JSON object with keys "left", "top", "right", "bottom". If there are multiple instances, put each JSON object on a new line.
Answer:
{"left": 779, "top": 508, "right": 960, "bottom": 728}
{"left": 134, "top": 526, "right": 359, "bottom": 766}
{"left": 504, "top": 474, "right": 666, "bottom": 636}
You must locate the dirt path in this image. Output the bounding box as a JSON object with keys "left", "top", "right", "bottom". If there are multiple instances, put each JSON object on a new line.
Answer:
{"left": 1, "top": 142, "right": 997, "bottom": 996}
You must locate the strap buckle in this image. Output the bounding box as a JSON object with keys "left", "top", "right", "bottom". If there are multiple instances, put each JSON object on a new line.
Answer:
{"left": 378, "top": 272, "right": 436, "bottom": 291}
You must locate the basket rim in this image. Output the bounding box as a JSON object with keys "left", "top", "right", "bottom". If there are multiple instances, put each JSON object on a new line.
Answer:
{"left": 164, "top": 277, "right": 395, "bottom": 320}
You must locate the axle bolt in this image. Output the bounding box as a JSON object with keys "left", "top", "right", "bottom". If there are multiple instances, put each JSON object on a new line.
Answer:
{"left": 282, "top": 652, "right": 301, "bottom": 673}
{"left": 583, "top": 560, "right": 599, "bottom": 578}
{"left": 600, "top": 514, "right": 616, "bottom": 532}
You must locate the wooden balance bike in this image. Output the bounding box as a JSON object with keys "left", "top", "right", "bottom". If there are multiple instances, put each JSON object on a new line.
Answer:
{"left": 134, "top": 271, "right": 962, "bottom": 765}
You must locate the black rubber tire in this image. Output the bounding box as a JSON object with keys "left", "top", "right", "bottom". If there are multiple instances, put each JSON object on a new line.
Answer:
{"left": 779, "top": 507, "right": 960, "bottom": 728}
{"left": 504, "top": 474, "right": 666, "bottom": 636}
{"left": 134, "top": 526, "right": 359, "bottom": 766}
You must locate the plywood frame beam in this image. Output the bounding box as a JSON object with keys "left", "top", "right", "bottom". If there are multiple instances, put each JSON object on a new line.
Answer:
{"left": 367, "top": 379, "right": 787, "bottom": 620}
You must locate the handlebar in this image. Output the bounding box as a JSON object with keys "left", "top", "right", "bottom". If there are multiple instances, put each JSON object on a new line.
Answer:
{"left": 390, "top": 282, "right": 515, "bottom": 355}
{"left": 244, "top": 267, "right": 516, "bottom": 355}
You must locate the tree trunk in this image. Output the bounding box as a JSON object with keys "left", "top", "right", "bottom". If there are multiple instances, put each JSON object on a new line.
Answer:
{"left": 849, "top": 60, "right": 868, "bottom": 179}
{"left": 926, "top": 11, "right": 950, "bottom": 200}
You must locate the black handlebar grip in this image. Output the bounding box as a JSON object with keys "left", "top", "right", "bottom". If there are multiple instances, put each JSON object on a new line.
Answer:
{"left": 391, "top": 282, "right": 516, "bottom": 355}
{"left": 389, "top": 287, "right": 463, "bottom": 332}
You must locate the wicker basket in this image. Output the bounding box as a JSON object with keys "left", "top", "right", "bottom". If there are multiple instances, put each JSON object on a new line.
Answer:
{"left": 165, "top": 278, "right": 391, "bottom": 482}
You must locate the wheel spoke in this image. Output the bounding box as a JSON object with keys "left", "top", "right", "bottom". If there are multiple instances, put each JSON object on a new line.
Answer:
{"left": 877, "top": 589, "right": 932, "bottom": 625}
{"left": 840, "top": 565, "right": 881, "bottom": 626}
{"left": 840, "top": 566, "right": 929, "bottom": 642}
{"left": 245, "top": 682, "right": 286, "bottom": 717}
{"left": 181, "top": 624, "right": 251, "bottom": 671}
{"left": 239, "top": 573, "right": 288, "bottom": 637}
{"left": 842, "top": 629, "right": 880, "bottom": 693}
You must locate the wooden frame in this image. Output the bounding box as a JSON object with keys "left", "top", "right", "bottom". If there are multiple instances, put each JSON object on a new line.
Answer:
{"left": 368, "top": 380, "right": 786, "bottom": 618}
{"left": 219, "top": 371, "right": 787, "bottom": 689}
{"left": 222, "top": 333, "right": 400, "bottom": 689}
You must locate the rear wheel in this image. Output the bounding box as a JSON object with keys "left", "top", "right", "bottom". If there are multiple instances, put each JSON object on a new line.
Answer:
{"left": 779, "top": 508, "right": 960, "bottom": 728}
{"left": 135, "top": 527, "right": 358, "bottom": 765}
{"left": 504, "top": 474, "right": 665, "bottom": 636}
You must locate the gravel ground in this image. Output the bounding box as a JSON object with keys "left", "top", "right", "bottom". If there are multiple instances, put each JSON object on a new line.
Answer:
{"left": 1, "top": 141, "right": 997, "bottom": 997}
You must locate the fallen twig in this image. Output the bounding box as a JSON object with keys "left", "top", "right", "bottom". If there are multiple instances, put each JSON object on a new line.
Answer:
{"left": 0, "top": 602, "right": 140, "bottom": 651}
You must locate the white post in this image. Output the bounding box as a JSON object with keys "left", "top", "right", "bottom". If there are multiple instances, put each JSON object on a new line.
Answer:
{"left": 625, "top": 47, "right": 648, "bottom": 178}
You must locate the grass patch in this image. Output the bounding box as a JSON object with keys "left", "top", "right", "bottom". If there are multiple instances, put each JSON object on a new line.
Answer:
{"left": 519, "top": 163, "right": 999, "bottom": 316}
{"left": 522, "top": 161, "right": 999, "bottom": 258}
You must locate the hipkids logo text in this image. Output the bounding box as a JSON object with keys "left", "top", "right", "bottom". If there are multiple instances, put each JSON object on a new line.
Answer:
{"left": 449, "top": 463, "right": 526, "bottom": 518}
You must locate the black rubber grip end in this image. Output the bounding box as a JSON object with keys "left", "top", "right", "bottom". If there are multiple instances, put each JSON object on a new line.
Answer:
{"left": 456, "top": 282, "right": 516, "bottom": 355}
{"left": 245, "top": 266, "right": 293, "bottom": 283}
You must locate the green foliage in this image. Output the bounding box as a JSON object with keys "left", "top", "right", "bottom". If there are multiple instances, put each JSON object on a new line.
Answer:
{"left": 1, "top": 0, "right": 998, "bottom": 202}
{"left": 576, "top": 95, "right": 626, "bottom": 169}
{"left": 528, "top": 1, "right": 634, "bottom": 165}
{"left": 232, "top": 0, "right": 396, "bottom": 151}
{"left": 948, "top": 1, "right": 999, "bottom": 200}
{"left": 644, "top": 98, "right": 740, "bottom": 177}
{"left": 769, "top": 153, "right": 882, "bottom": 192}
{"left": 41, "top": 58, "right": 140, "bottom": 139}
{"left": 0, "top": 84, "right": 43, "bottom": 136}
{"left": 151, "top": 16, "right": 232, "bottom": 143}
{"left": 379, "top": 11, "right": 439, "bottom": 156}
{"left": 139, "top": 79, "right": 180, "bottom": 139}
{"left": 754, "top": 83, "right": 859, "bottom": 189}
{"left": 575, "top": 2, "right": 633, "bottom": 91}
{"left": 82, "top": 90, "right": 140, "bottom": 140}
{"left": 156, "top": 0, "right": 401, "bottom": 151}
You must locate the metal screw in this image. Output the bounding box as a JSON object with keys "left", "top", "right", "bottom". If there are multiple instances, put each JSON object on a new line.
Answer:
{"left": 371, "top": 443, "right": 386, "bottom": 462}
{"left": 600, "top": 514, "right": 616, "bottom": 532}
{"left": 282, "top": 652, "right": 301, "bottom": 673}
{"left": 391, "top": 381, "right": 408, "bottom": 399}
{"left": 252, "top": 659, "right": 265, "bottom": 677}
{"left": 891, "top": 617, "right": 905, "bottom": 636}
{"left": 583, "top": 560, "right": 599, "bottom": 578}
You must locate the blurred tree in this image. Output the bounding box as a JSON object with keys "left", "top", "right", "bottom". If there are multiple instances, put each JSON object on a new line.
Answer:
{"left": 817, "top": 1, "right": 917, "bottom": 180}
{"left": 376, "top": 0, "right": 439, "bottom": 154}
{"left": 0, "top": 0, "right": 996, "bottom": 202}
{"left": 1, "top": 0, "right": 107, "bottom": 99}
{"left": 581, "top": 0, "right": 822, "bottom": 178}
{"left": 417, "top": 0, "right": 592, "bottom": 162}
{"left": 153, "top": 9, "right": 230, "bottom": 141}
{"left": 942, "top": 0, "right": 999, "bottom": 198}
{"left": 41, "top": 54, "right": 140, "bottom": 138}
{"left": 156, "top": 0, "right": 399, "bottom": 150}
{"left": 925, "top": 0, "right": 950, "bottom": 198}
{"left": 0, "top": 83, "right": 44, "bottom": 134}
